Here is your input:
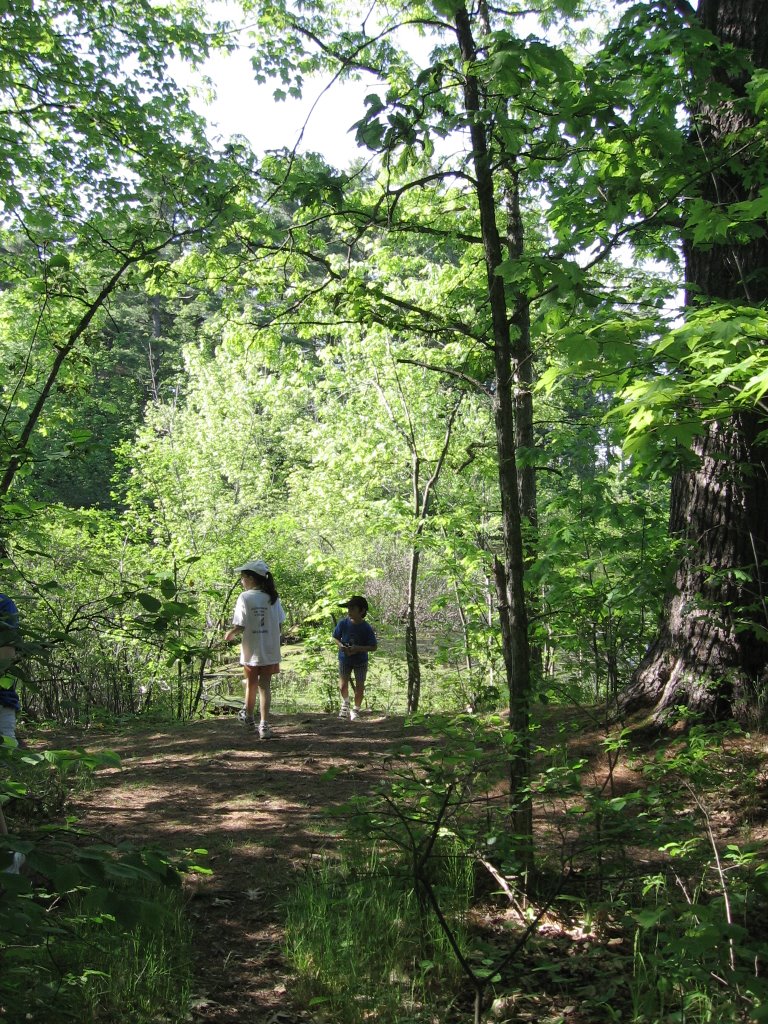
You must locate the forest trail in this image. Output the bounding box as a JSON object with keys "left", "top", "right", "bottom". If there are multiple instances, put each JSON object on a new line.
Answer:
{"left": 61, "top": 710, "right": 425, "bottom": 1024}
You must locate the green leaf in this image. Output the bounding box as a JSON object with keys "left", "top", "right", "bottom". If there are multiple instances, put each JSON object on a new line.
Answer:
{"left": 137, "top": 593, "right": 162, "bottom": 613}
{"left": 634, "top": 907, "right": 666, "bottom": 928}
{"left": 560, "top": 333, "right": 599, "bottom": 363}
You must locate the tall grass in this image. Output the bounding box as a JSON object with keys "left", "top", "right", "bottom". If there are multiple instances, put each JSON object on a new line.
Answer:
{"left": 284, "top": 843, "right": 473, "bottom": 1024}
{"left": 3, "top": 884, "right": 193, "bottom": 1023}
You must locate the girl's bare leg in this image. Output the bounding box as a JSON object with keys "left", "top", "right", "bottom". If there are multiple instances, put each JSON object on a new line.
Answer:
{"left": 258, "top": 680, "right": 271, "bottom": 723}
{"left": 244, "top": 668, "right": 258, "bottom": 720}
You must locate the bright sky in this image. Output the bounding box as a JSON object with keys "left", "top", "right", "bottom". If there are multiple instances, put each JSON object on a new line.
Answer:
{"left": 169, "top": 0, "right": 393, "bottom": 169}
{"left": 173, "top": 2, "right": 582, "bottom": 169}
{"left": 172, "top": 1, "right": 444, "bottom": 168}
{"left": 181, "top": 44, "right": 375, "bottom": 167}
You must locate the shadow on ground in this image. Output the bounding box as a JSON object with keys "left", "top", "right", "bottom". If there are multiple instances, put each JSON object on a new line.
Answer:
{"left": 37, "top": 712, "right": 431, "bottom": 1024}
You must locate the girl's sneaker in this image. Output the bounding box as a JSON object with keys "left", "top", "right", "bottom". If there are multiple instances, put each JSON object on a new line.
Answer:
{"left": 349, "top": 707, "right": 360, "bottom": 721}
{"left": 259, "top": 722, "right": 273, "bottom": 739}
{"left": 338, "top": 702, "right": 350, "bottom": 719}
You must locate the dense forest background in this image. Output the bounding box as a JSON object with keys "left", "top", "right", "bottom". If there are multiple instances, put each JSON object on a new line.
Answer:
{"left": 3, "top": 0, "right": 766, "bottom": 731}
{"left": 1, "top": 0, "right": 767, "bottom": 1020}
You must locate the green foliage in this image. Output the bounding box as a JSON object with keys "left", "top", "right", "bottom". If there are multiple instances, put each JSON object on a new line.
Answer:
{"left": 530, "top": 358, "right": 674, "bottom": 703}
{"left": 1, "top": 873, "right": 193, "bottom": 1023}
{"left": 284, "top": 844, "right": 471, "bottom": 1024}
{"left": 621, "top": 725, "right": 768, "bottom": 1022}
{"left": 6, "top": 511, "right": 232, "bottom": 724}
{"left": 0, "top": 742, "right": 196, "bottom": 1023}
{"left": 0, "top": 0, "right": 253, "bottom": 527}
{"left": 0, "top": 741, "right": 120, "bottom": 824}
{"left": 614, "top": 306, "right": 768, "bottom": 470}
{"left": 326, "top": 712, "right": 543, "bottom": 1016}
{"left": 522, "top": 719, "right": 768, "bottom": 1022}
{"left": 37, "top": 884, "right": 193, "bottom": 1024}
{"left": 534, "top": 465, "right": 672, "bottom": 703}
{"left": 320, "top": 713, "right": 768, "bottom": 1023}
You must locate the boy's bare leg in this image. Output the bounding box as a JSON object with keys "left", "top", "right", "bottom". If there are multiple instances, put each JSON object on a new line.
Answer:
{"left": 352, "top": 666, "right": 367, "bottom": 711}
{"left": 339, "top": 674, "right": 351, "bottom": 703}
{"left": 338, "top": 673, "right": 352, "bottom": 716}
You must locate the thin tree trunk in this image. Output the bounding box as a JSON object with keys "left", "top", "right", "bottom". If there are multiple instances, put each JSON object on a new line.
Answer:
{"left": 404, "top": 402, "right": 463, "bottom": 714}
{"left": 505, "top": 180, "right": 537, "bottom": 534}
{"left": 455, "top": 2, "right": 533, "bottom": 858}
{"left": 505, "top": 176, "right": 542, "bottom": 685}
{"left": 405, "top": 545, "right": 422, "bottom": 714}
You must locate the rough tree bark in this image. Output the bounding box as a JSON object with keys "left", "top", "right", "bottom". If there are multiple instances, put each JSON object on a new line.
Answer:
{"left": 455, "top": 3, "right": 533, "bottom": 855}
{"left": 623, "top": 0, "right": 768, "bottom": 722}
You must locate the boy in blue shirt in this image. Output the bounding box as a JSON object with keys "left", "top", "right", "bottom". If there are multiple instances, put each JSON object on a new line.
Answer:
{"left": 333, "top": 596, "right": 377, "bottom": 721}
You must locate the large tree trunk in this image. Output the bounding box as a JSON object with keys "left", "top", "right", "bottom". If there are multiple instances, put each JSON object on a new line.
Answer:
{"left": 624, "top": 0, "right": 768, "bottom": 722}
{"left": 626, "top": 413, "right": 768, "bottom": 720}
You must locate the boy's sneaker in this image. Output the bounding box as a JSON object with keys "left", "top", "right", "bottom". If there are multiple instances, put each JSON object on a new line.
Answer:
{"left": 258, "top": 722, "right": 273, "bottom": 740}
{"left": 349, "top": 707, "right": 360, "bottom": 721}
{"left": 338, "top": 703, "right": 350, "bottom": 719}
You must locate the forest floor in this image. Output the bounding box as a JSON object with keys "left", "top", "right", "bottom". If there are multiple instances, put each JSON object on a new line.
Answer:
{"left": 30, "top": 707, "right": 768, "bottom": 1024}
{"left": 40, "top": 709, "right": 434, "bottom": 1024}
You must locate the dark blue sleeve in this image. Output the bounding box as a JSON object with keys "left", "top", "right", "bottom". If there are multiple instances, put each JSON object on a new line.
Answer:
{"left": 0, "top": 685, "right": 20, "bottom": 709}
{"left": 333, "top": 619, "right": 344, "bottom": 641}
{"left": 0, "top": 595, "right": 19, "bottom": 641}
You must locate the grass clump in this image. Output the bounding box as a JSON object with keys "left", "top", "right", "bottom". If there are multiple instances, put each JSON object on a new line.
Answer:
{"left": 284, "top": 844, "right": 472, "bottom": 1024}
{"left": 2, "top": 882, "right": 193, "bottom": 1023}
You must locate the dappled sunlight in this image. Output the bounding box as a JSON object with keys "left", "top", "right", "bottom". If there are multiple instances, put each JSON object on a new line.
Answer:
{"left": 33, "top": 711, "right": 430, "bottom": 1022}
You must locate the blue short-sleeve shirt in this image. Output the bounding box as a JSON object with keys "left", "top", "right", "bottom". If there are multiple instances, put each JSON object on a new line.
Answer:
{"left": 333, "top": 617, "right": 377, "bottom": 667}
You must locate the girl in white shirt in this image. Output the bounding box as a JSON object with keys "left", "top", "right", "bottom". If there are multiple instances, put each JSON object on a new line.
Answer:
{"left": 225, "top": 559, "right": 285, "bottom": 739}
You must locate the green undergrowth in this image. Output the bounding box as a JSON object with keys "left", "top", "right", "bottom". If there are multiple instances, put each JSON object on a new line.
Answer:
{"left": 2, "top": 883, "right": 194, "bottom": 1024}
{"left": 0, "top": 742, "right": 199, "bottom": 1024}
{"left": 284, "top": 713, "right": 768, "bottom": 1024}
{"left": 284, "top": 842, "right": 473, "bottom": 1024}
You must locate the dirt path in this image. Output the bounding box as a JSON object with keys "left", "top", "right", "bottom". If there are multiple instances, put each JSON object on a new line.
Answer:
{"left": 61, "top": 710, "right": 425, "bottom": 1024}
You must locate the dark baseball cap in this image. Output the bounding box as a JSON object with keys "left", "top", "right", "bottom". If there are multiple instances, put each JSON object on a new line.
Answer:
{"left": 339, "top": 595, "right": 368, "bottom": 614}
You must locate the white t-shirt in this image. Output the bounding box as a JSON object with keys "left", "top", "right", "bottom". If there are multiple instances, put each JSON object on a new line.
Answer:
{"left": 232, "top": 589, "right": 286, "bottom": 666}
